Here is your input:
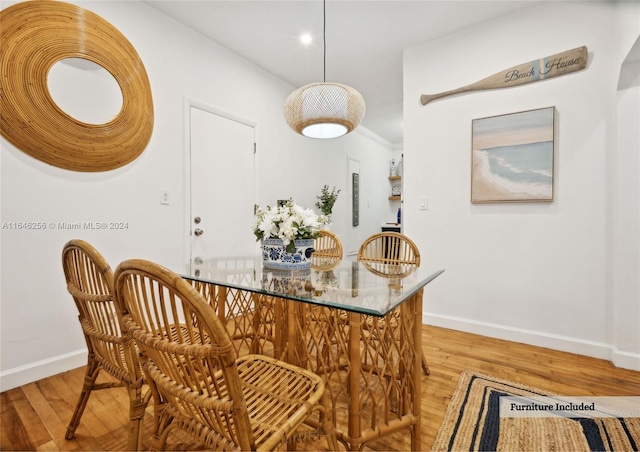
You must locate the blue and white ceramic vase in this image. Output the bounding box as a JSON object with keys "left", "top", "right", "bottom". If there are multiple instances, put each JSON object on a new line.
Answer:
{"left": 261, "top": 238, "right": 315, "bottom": 270}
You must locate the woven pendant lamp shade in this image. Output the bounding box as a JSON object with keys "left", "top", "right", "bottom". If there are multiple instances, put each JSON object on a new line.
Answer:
{"left": 283, "top": 82, "right": 365, "bottom": 139}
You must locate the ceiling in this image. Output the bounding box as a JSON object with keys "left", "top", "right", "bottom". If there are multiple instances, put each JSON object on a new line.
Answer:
{"left": 145, "top": 1, "right": 543, "bottom": 145}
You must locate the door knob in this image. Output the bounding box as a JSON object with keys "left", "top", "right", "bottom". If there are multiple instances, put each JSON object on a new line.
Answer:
{"left": 194, "top": 228, "right": 204, "bottom": 236}
{"left": 194, "top": 216, "right": 201, "bottom": 224}
{"left": 194, "top": 256, "right": 203, "bottom": 265}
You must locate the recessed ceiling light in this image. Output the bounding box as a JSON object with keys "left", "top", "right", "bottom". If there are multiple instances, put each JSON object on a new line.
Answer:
{"left": 300, "top": 34, "right": 312, "bottom": 44}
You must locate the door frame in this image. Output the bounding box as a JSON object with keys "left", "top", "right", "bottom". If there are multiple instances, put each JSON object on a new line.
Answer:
{"left": 182, "top": 96, "right": 259, "bottom": 274}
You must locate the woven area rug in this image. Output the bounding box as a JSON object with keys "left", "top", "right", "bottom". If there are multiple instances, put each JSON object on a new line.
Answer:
{"left": 432, "top": 370, "right": 640, "bottom": 451}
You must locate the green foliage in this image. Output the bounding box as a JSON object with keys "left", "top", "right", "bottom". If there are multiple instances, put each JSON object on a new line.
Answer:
{"left": 315, "top": 185, "right": 341, "bottom": 216}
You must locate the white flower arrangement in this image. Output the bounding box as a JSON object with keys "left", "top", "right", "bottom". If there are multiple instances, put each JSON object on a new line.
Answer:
{"left": 254, "top": 199, "right": 328, "bottom": 253}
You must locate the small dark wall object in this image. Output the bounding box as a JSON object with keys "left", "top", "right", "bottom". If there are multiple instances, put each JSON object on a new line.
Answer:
{"left": 352, "top": 173, "right": 359, "bottom": 226}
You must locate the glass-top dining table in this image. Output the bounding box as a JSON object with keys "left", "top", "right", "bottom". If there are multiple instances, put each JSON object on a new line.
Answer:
{"left": 181, "top": 255, "right": 444, "bottom": 451}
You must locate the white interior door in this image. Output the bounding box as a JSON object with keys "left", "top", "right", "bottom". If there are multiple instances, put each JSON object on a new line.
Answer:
{"left": 189, "top": 105, "right": 256, "bottom": 275}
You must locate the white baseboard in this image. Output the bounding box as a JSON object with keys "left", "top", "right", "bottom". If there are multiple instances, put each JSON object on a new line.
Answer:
{"left": 0, "top": 349, "right": 87, "bottom": 392}
{"left": 424, "top": 312, "right": 640, "bottom": 372}
{"left": 610, "top": 346, "right": 640, "bottom": 371}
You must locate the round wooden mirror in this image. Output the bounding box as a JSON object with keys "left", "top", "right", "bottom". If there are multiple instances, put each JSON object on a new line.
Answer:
{"left": 0, "top": 1, "right": 153, "bottom": 172}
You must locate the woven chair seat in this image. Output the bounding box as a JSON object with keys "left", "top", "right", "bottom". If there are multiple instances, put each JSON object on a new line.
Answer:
{"left": 142, "top": 353, "right": 328, "bottom": 450}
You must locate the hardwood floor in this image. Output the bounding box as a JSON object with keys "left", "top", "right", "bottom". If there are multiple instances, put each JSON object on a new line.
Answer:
{"left": 2, "top": 325, "right": 639, "bottom": 451}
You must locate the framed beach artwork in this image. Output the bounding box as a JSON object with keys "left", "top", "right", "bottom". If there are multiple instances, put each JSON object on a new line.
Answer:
{"left": 471, "top": 107, "right": 555, "bottom": 203}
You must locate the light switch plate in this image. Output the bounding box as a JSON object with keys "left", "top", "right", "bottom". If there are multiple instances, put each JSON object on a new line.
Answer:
{"left": 160, "top": 189, "right": 170, "bottom": 205}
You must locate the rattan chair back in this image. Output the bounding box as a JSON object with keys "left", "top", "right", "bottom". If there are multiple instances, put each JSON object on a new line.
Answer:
{"left": 62, "top": 240, "right": 148, "bottom": 450}
{"left": 312, "top": 230, "right": 343, "bottom": 270}
{"left": 314, "top": 230, "right": 343, "bottom": 259}
{"left": 115, "top": 258, "right": 338, "bottom": 451}
{"left": 357, "top": 231, "right": 420, "bottom": 277}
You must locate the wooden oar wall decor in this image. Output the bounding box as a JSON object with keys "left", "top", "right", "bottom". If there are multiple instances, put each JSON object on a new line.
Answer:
{"left": 420, "top": 46, "right": 588, "bottom": 105}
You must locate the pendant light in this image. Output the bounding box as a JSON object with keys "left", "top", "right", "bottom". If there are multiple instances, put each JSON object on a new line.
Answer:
{"left": 283, "top": 0, "right": 365, "bottom": 139}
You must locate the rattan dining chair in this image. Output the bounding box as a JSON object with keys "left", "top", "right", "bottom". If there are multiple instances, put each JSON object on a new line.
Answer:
{"left": 357, "top": 231, "right": 420, "bottom": 276}
{"left": 114, "top": 258, "right": 338, "bottom": 452}
{"left": 357, "top": 232, "right": 430, "bottom": 375}
{"left": 314, "top": 230, "right": 343, "bottom": 260}
{"left": 62, "top": 240, "right": 150, "bottom": 451}
{"left": 311, "top": 229, "right": 343, "bottom": 271}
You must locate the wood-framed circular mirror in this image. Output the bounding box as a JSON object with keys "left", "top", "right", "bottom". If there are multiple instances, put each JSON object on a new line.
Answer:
{"left": 0, "top": 1, "right": 154, "bottom": 172}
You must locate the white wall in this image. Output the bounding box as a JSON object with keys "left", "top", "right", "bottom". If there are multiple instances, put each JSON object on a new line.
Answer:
{"left": 403, "top": 1, "right": 640, "bottom": 370}
{"left": 612, "top": 33, "right": 640, "bottom": 370}
{"left": 265, "top": 126, "right": 397, "bottom": 252}
{"left": 0, "top": 0, "right": 393, "bottom": 390}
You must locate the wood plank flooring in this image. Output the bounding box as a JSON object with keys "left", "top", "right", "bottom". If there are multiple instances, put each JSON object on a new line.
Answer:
{"left": 2, "top": 325, "right": 639, "bottom": 451}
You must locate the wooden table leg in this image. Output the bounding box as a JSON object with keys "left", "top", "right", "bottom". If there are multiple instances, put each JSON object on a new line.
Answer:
{"left": 348, "top": 311, "right": 362, "bottom": 451}
{"left": 411, "top": 288, "right": 423, "bottom": 451}
{"left": 284, "top": 298, "right": 309, "bottom": 368}
{"left": 274, "top": 297, "right": 284, "bottom": 359}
